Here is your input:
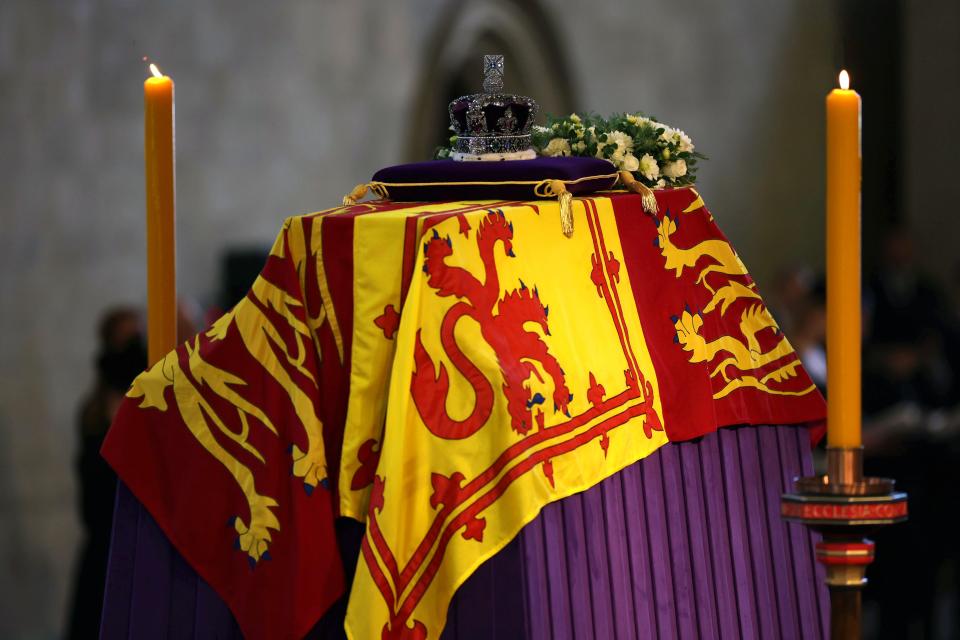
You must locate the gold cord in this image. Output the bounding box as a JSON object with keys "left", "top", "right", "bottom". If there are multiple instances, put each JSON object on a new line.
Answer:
{"left": 342, "top": 172, "right": 625, "bottom": 237}
{"left": 342, "top": 183, "right": 370, "bottom": 206}
{"left": 538, "top": 179, "right": 574, "bottom": 238}
{"left": 617, "top": 171, "right": 659, "bottom": 214}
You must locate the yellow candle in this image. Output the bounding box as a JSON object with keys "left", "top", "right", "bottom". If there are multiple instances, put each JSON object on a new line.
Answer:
{"left": 144, "top": 63, "right": 177, "bottom": 366}
{"left": 826, "top": 70, "right": 862, "bottom": 449}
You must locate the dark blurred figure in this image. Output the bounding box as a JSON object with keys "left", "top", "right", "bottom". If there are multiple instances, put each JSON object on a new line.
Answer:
{"left": 196, "top": 247, "right": 271, "bottom": 328}
{"left": 66, "top": 308, "right": 146, "bottom": 639}
{"left": 791, "top": 277, "right": 828, "bottom": 393}
{"left": 770, "top": 265, "right": 827, "bottom": 393}
{"left": 946, "top": 262, "right": 960, "bottom": 403}
{"left": 864, "top": 227, "right": 955, "bottom": 415}
{"left": 769, "top": 263, "right": 817, "bottom": 337}
{"left": 861, "top": 227, "right": 960, "bottom": 640}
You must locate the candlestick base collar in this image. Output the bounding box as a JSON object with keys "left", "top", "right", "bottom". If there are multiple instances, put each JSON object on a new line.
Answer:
{"left": 781, "top": 446, "right": 908, "bottom": 639}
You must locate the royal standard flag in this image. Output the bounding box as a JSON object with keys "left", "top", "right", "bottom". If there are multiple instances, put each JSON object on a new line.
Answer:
{"left": 103, "top": 189, "right": 825, "bottom": 640}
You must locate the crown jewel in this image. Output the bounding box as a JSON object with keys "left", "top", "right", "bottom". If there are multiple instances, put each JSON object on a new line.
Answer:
{"left": 448, "top": 55, "right": 539, "bottom": 158}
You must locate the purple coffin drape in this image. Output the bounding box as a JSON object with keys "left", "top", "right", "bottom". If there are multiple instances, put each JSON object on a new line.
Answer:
{"left": 100, "top": 424, "right": 828, "bottom": 639}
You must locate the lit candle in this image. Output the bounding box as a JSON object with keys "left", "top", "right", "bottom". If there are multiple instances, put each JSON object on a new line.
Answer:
{"left": 826, "top": 70, "right": 861, "bottom": 449}
{"left": 144, "top": 62, "right": 177, "bottom": 365}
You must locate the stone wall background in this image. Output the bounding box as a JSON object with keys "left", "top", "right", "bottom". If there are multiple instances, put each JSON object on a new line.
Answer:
{"left": 0, "top": 1, "right": 884, "bottom": 637}
{"left": 904, "top": 1, "right": 960, "bottom": 277}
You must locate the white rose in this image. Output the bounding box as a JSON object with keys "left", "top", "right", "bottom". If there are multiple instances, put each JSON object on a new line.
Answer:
{"left": 569, "top": 113, "right": 581, "bottom": 123}
{"left": 544, "top": 138, "right": 572, "bottom": 157}
{"left": 605, "top": 130, "right": 634, "bottom": 154}
{"left": 663, "top": 159, "right": 688, "bottom": 179}
{"left": 639, "top": 153, "right": 660, "bottom": 181}
{"left": 621, "top": 153, "right": 640, "bottom": 172}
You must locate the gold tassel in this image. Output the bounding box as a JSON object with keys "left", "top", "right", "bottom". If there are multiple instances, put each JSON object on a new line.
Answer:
{"left": 559, "top": 190, "right": 573, "bottom": 238}
{"left": 618, "top": 171, "right": 659, "bottom": 214}
{"left": 543, "top": 179, "right": 575, "bottom": 237}
{"left": 342, "top": 183, "right": 370, "bottom": 206}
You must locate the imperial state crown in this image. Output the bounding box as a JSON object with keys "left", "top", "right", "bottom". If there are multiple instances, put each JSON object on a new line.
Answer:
{"left": 448, "top": 54, "right": 539, "bottom": 160}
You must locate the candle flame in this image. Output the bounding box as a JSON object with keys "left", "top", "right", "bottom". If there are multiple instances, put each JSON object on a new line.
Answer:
{"left": 839, "top": 69, "right": 850, "bottom": 90}
{"left": 149, "top": 63, "right": 163, "bottom": 78}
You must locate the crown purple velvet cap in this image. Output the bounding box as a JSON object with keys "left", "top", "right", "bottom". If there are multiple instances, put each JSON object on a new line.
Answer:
{"left": 370, "top": 157, "right": 619, "bottom": 202}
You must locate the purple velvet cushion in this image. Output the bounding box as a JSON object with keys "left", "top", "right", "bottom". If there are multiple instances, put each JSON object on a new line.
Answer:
{"left": 371, "top": 157, "right": 618, "bottom": 202}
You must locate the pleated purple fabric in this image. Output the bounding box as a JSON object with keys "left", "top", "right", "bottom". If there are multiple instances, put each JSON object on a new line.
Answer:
{"left": 100, "top": 425, "right": 828, "bottom": 639}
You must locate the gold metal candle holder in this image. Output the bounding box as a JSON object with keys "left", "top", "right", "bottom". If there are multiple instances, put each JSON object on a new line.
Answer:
{"left": 782, "top": 447, "right": 908, "bottom": 639}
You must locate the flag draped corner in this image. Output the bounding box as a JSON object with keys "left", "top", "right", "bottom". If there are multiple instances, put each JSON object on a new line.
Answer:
{"left": 101, "top": 216, "right": 347, "bottom": 640}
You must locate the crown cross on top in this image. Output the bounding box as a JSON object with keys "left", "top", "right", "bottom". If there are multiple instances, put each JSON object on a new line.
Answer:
{"left": 483, "top": 54, "right": 505, "bottom": 93}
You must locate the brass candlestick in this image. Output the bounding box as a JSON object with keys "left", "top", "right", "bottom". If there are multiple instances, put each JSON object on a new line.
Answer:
{"left": 782, "top": 447, "right": 907, "bottom": 639}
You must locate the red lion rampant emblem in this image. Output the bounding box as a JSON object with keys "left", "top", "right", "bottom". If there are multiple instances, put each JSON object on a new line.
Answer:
{"left": 411, "top": 210, "right": 571, "bottom": 439}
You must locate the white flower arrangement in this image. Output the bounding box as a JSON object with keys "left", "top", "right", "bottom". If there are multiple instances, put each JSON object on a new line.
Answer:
{"left": 531, "top": 112, "right": 704, "bottom": 188}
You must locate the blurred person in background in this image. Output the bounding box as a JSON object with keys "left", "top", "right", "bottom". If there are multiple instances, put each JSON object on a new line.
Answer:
{"left": 770, "top": 265, "right": 826, "bottom": 393}
{"left": 861, "top": 226, "right": 960, "bottom": 639}
{"left": 65, "top": 301, "right": 200, "bottom": 637}
{"left": 769, "top": 263, "right": 817, "bottom": 337}
{"left": 863, "top": 227, "right": 955, "bottom": 417}
{"left": 66, "top": 308, "right": 147, "bottom": 639}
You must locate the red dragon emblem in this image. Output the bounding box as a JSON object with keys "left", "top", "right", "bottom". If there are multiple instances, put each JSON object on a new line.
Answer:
{"left": 411, "top": 210, "right": 571, "bottom": 439}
